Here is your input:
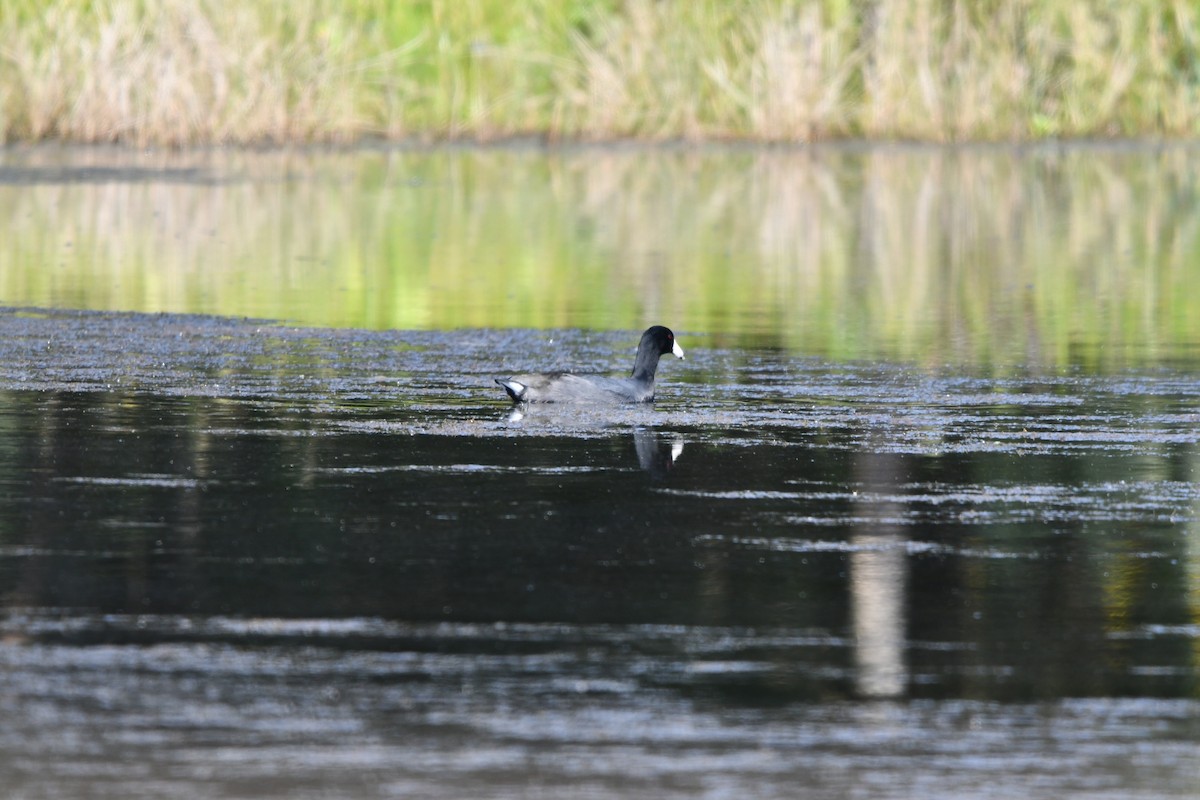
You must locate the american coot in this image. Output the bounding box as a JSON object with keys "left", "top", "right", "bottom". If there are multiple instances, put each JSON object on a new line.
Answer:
{"left": 496, "top": 325, "right": 684, "bottom": 403}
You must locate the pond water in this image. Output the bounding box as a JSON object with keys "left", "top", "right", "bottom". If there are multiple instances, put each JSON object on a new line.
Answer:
{"left": 0, "top": 146, "right": 1199, "bottom": 799}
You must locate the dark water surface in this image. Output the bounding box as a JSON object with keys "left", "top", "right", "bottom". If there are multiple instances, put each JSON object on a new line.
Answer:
{"left": 1, "top": 309, "right": 1198, "bottom": 798}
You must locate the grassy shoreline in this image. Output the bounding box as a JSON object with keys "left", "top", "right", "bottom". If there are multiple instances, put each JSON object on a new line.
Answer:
{"left": 2, "top": 0, "right": 1199, "bottom": 146}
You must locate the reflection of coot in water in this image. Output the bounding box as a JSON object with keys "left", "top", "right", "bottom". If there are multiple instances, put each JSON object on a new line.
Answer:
{"left": 634, "top": 429, "right": 685, "bottom": 479}
{"left": 496, "top": 326, "right": 684, "bottom": 404}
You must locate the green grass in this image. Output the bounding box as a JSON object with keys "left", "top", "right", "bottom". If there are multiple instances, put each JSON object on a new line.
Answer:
{"left": 2, "top": 0, "right": 1199, "bottom": 144}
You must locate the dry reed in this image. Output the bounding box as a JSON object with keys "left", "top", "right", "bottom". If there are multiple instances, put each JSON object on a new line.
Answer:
{"left": 1, "top": 0, "right": 1198, "bottom": 145}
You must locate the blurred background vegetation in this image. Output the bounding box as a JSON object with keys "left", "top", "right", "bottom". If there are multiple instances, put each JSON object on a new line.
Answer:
{"left": 4, "top": 144, "right": 1198, "bottom": 369}
{"left": 2, "top": 2, "right": 1199, "bottom": 367}
{"left": 1, "top": 0, "right": 1199, "bottom": 145}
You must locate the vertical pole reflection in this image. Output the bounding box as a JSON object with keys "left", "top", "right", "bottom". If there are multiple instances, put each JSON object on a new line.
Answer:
{"left": 850, "top": 452, "right": 910, "bottom": 698}
{"left": 850, "top": 537, "right": 908, "bottom": 697}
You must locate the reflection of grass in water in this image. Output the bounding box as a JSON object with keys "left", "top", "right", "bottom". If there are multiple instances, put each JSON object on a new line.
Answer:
{"left": 1, "top": 145, "right": 1198, "bottom": 370}
{"left": 2, "top": 1, "right": 1200, "bottom": 144}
